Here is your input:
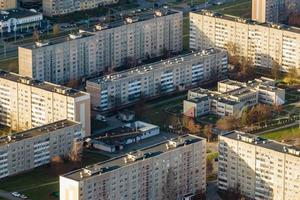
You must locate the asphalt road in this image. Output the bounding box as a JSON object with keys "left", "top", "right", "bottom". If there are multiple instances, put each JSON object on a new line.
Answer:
{"left": 0, "top": 190, "right": 24, "bottom": 200}
{"left": 206, "top": 181, "right": 222, "bottom": 200}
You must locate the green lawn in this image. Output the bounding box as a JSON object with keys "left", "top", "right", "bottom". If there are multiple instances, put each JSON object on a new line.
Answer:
{"left": 260, "top": 125, "right": 300, "bottom": 142}
{"left": 211, "top": 0, "right": 251, "bottom": 18}
{"left": 130, "top": 94, "right": 186, "bottom": 127}
{"left": 0, "top": 152, "right": 109, "bottom": 200}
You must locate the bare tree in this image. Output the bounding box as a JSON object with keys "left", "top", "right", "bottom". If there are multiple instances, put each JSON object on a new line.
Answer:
{"left": 203, "top": 125, "right": 213, "bottom": 142}
{"left": 216, "top": 116, "right": 240, "bottom": 131}
{"left": 271, "top": 61, "right": 281, "bottom": 80}
{"left": 69, "top": 140, "right": 82, "bottom": 162}
{"left": 53, "top": 24, "right": 60, "bottom": 36}
{"left": 33, "top": 29, "right": 40, "bottom": 42}
{"left": 193, "top": 189, "right": 206, "bottom": 200}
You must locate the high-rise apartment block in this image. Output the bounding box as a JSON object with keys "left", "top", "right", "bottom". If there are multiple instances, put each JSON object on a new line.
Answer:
{"left": 252, "top": 0, "right": 283, "bottom": 23}
{"left": 0, "top": 71, "right": 91, "bottom": 136}
{"left": 60, "top": 135, "right": 206, "bottom": 200}
{"left": 252, "top": 0, "right": 300, "bottom": 23}
{"left": 42, "top": 0, "right": 118, "bottom": 16}
{"left": 86, "top": 49, "right": 228, "bottom": 111}
{"left": 218, "top": 131, "right": 300, "bottom": 200}
{"left": 0, "top": 0, "right": 17, "bottom": 10}
{"left": 189, "top": 11, "right": 300, "bottom": 72}
{"left": 19, "top": 9, "right": 183, "bottom": 84}
{"left": 0, "top": 120, "right": 82, "bottom": 179}
{"left": 184, "top": 77, "right": 285, "bottom": 118}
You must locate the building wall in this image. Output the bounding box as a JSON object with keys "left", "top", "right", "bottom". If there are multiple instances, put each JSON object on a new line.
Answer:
{"left": 0, "top": 121, "right": 82, "bottom": 179}
{"left": 0, "top": 72, "right": 91, "bottom": 136}
{"left": 189, "top": 11, "right": 300, "bottom": 72}
{"left": 86, "top": 49, "right": 228, "bottom": 111}
{"left": 218, "top": 134, "right": 300, "bottom": 200}
{"left": 60, "top": 137, "right": 207, "bottom": 200}
{"left": 0, "top": 0, "right": 17, "bottom": 10}
{"left": 43, "top": 0, "right": 118, "bottom": 16}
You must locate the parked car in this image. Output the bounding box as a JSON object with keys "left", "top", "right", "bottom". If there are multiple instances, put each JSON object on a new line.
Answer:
{"left": 20, "top": 194, "right": 28, "bottom": 199}
{"left": 11, "top": 192, "right": 21, "bottom": 197}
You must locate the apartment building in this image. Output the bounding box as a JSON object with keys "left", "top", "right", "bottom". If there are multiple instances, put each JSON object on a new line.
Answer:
{"left": 0, "top": 70, "right": 91, "bottom": 136}
{"left": 19, "top": 9, "right": 183, "bottom": 84}
{"left": 252, "top": 0, "right": 283, "bottom": 23}
{"left": 252, "top": 0, "right": 300, "bottom": 23}
{"left": 183, "top": 77, "right": 285, "bottom": 118}
{"left": 0, "top": 0, "right": 17, "bottom": 10}
{"left": 86, "top": 49, "right": 228, "bottom": 111}
{"left": 0, "top": 120, "right": 82, "bottom": 179}
{"left": 43, "top": 0, "right": 118, "bottom": 16}
{"left": 189, "top": 10, "right": 300, "bottom": 72}
{"left": 218, "top": 131, "right": 300, "bottom": 200}
{"left": 60, "top": 135, "right": 206, "bottom": 200}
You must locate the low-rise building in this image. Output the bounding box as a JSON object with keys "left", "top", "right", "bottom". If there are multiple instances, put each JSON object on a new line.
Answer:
{"left": 60, "top": 134, "right": 206, "bottom": 200}
{"left": 0, "top": 9, "right": 43, "bottom": 35}
{"left": 0, "top": 120, "right": 82, "bottom": 179}
{"left": 0, "top": 70, "right": 91, "bottom": 136}
{"left": 19, "top": 9, "right": 183, "bottom": 84}
{"left": 92, "top": 121, "right": 159, "bottom": 152}
{"left": 218, "top": 131, "right": 300, "bottom": 200}
{"left": 86, "top": 49, "right": 228, "bottom": 111}
{"left": 183, "top": 77, "right": 285, "bottom": 118}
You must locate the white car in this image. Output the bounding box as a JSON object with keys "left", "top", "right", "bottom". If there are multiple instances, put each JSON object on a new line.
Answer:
{"left": 11, "top": 192, "right": 21, "bottom": 197}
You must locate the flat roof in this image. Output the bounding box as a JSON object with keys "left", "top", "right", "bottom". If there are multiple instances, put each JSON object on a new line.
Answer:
{"left": 221, "top": 131, "right": 300, "bottom": 157}
{"left": 62, "top": 134, "right": 203, "bottom": 181}
{"left": 0, "top": 9, "right": 42, "bottom": 21}
{"left": 0, "top": 120, "right": 80, "bottom": 147}
{"left": 88, "top": 48, "right": 225, "bottom": 85}
{"left": 92, "top": 121, "right": 158, "bottom": 145}
{"left": 193, "top": 10, "right": 300, "bottom": 34}
{"left": 0, "top": 70, "right": 88, "bottom": 98}
{"left": 84, "top": 8, "right": 180, "bottom": 33}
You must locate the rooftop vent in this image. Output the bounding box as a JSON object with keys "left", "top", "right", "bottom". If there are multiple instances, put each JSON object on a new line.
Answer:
{"left": 69, "top": 33, "right": 82, "bottom": 40}
{"left": 35, "top": 41, "right": 49, "bottom": 47}
{"left": 95, "top": 24, "right": 108, "bottom": 31}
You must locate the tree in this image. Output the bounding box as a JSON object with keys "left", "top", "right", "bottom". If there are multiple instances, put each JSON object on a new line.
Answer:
{"left": 203, "top": 125, "right": 213, "bottom": 142}
{"left": 69, "top": 140, "right": 82, "bottom": 162}
{"left": 33, "top": 29, "right": 40, "bottom": 42}
{"left": 216, "top": 116, "right": 240, "bottom": 131}
{"left": 271, "top": 61, "right": 281, "bottom": 80}
{"left": 162, "top": 168, "right": 177, "bottom": 200}
{"left": 284, "top": 66, "right": 299, "bottom": 85}
{"left": 53, "top": 24, "right": 60, "bottom": 36}
{"left": 182, "top": 115, "right": 202, "bottom": 134}
{"left": 206, "top": 158, "right": 213, "bottom": 175}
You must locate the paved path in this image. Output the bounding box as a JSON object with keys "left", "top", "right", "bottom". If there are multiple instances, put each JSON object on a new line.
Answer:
{"left": 256, "top": 121, "right": 299, "bottom": 135}
{"left": 206, "top": 181, "right": 222, "bottom": 200}
{"left": 0, "top": 190, "right": 23, "bottom": 200}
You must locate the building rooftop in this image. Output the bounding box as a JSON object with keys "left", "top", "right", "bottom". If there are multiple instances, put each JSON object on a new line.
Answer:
{"left": 24, "top": 31, "right": 95, "bottom": 49}
{"left": 92, "top": 121, "right": 158, "bottom": 145}
{"left": 194, "top": 10, "right": 300, "bottom": 34}
{"left": 62, "top": 134, "right": 203, "bottom": 181}
{"left": 21, "top": 8, "right": 181, "bottom": 50}
{"left": 85, "top": 8, "right": 180, "bottom": 33}
{"left": 0, "top": 9, "right": 42, "bottom": 21}
{"left": 88, "top": 48, "right": 225, "bottom": 85}
{"left": 0, "top": 120, "right": 80, "bottom": 147}
{"left": 222, "top": 131, "right": 300, "bottom": 157}
{"left": 0, "top": 70, "right": 88, "bottom": 98}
